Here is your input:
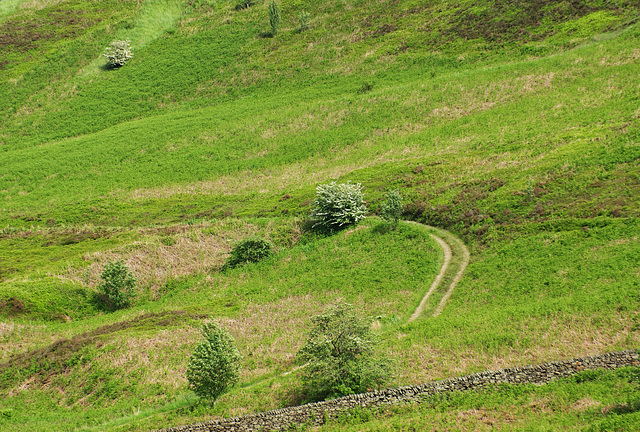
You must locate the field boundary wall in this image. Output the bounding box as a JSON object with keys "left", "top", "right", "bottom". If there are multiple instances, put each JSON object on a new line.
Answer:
{"left": 156, "top": 350, "right": 639, "bottom": 432}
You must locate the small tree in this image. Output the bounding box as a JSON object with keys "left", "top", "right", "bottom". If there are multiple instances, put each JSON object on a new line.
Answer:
{"left": 311, "top": 182, "right": 367, "bottom": 232}
{"left": 296, "top": 303, "right": 392, "bottom": 401}
{"left": 380, "top": 189, "right": 402, "bottom": 229}
{"left": 222, "top": 237, "right": 274, "bottom": 271}
{"left": 268, "top": 1, "right": 281, "bottom": 36}
{"left": 103, "top": 40, "right": 133, "bottom": 68}
{"left": 187, "top": 321, "right": 242, "bottom": 401}
{"left": 298, "top": 10, "right": 310, "bottom": 32}
{"left": 97, "top": 260, "right": 136, "bottom": 311}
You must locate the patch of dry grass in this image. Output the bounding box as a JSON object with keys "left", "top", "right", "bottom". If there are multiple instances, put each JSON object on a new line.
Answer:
{"left": 0, "top": 321, "right": 57, "bottom": 363}
{"left": 96, "top": 326, "right": 200, "bottom": 390}
{"left": 392, "top": 312, "right": 640, "bottom": 386}
{"left": 56, "top": 218, "right": 299, "bottom": 295}
{"left": 17, "top": 0, "right": 65, "bottom": 12}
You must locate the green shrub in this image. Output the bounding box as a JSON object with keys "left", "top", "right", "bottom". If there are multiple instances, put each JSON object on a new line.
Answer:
{"left": 186, "top": 321, "right": 242, "bottom": 401}
{"left": 96, "top": 260, "right": 136, "bottom": 311}
{"left": 298, "top": 10, "right": 310, "bottom": 32}
{"left": 103, "top": 40, "right": 134, "bottom": 68}
{"left": 268, "top": 1, "right": 281, "bottom": 36}
{"left": 380, "top": 189, "right": 402, "bottom": 229}
{"left": 311, "top": 182, "right": 367, "bottom": 232}
{"left": 223, "top": 237, "right": 274, "bottom": 271}
{"left": 296, "top": 302, "right": 392, "bottom": 401}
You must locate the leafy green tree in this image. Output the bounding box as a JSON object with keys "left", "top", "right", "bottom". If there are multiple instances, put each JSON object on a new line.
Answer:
{"left": 311, "top": 182, "right": 367, "bottom": 232}
{"left": 380, "top": 189, "right": 403, "bottom": 229}
{"left": 96, "top": 260, "right": 136, "bottom": 311}
{"left": 187, "top": 321, "right": 242, "bottom": 401}
{"left": 296, "top": 303, "right": 392, "bottom": 401}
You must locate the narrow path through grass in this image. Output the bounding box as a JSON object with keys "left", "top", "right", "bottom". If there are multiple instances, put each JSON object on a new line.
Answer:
{"left": 408, "top": 231, "right": 451, "bottom": 322}
{"left": 432, "top": 228, "right": 470, "bottom": 317}
{"left": 407, "top": 222, "right": 470, "bottom": 321}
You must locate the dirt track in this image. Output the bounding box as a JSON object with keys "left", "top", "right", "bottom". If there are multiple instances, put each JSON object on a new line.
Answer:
{"left": 406, "top": 222, "right": 470, "bottom": 322}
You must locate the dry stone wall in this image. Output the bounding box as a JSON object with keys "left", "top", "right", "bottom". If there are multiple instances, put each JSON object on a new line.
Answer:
{"left": 156, "top": 350, "right": 639, "bottom": 432}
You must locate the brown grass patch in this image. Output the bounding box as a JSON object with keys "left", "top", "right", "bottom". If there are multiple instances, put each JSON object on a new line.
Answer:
{"left": 127, "top": 157, "right": 380, "bottom": 200}
{"left": 219, "top": 295, "right": 328, "bottom": 382}
{"left": 0, "top": 321, "right": 51, "bottom": 363}
{"left": 395, "top": 313, "right": 640, "bottom": 385}
{"left": 57, "top": 219, "right": 294, "bottom": 294}
{"left": 0, "top": 311, "right": 200, "bottom": 393}
{"left": 572, "top": 397, "right": 601, "bottom": 411}
{"left": 17, "top": 0, "right": 67, "bottom": 11}
{"left": 96, "top": 326, "right": 201, "bottom": 390}
{"left": 455, "top": 407, "right": 517, "bottom": 429}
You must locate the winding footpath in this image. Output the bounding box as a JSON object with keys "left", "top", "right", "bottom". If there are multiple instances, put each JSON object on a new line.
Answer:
{"left": 406, "top": 222, "right": 470, "bottom": 322}
{"left": 132, "top": 222, "right": 470, "bottom": 431}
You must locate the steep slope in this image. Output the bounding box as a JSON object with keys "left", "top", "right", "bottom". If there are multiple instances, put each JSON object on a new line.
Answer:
{"left": 0, "top": 0, "right": 639, "bottom": 431}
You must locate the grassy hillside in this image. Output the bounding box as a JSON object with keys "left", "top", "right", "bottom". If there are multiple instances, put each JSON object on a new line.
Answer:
{"left": 1, "top": 0, "right": 640, "bottom": 430}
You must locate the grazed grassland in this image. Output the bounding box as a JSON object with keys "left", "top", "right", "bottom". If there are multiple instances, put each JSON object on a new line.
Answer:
{"left": 0, "top": 0, "right": 639, "bottom": 430}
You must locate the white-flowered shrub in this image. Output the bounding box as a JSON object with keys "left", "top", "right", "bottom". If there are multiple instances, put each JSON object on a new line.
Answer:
{"left": 103, "top": 40, "right": 134, "bottom": 68}
{"left": 311, "top": 181, "right": 367, "bottom": 232}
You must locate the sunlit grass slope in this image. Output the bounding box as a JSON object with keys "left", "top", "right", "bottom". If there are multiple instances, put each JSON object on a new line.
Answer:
{"left": 1, "top": 1, "right": 639, "bottom": 230}
{"left": 0, "top": 0, "right": 639, "bottom": 431}
{"left": 0, "top": 220, "right": 442, "bottom": 431}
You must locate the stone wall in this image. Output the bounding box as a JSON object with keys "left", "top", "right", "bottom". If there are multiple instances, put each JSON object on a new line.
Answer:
{"left": 156, "top": 350, "right": 639, "bottom": 432}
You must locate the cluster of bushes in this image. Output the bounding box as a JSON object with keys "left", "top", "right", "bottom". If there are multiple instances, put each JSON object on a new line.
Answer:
{"left": 187, "top": 301, "right": 392, "bottom": 404}
{"left": 88, "top": 180, "right": 400, "bottom": 403}
{"left": 185, "top": 182, "right": 402, "bottom": 403}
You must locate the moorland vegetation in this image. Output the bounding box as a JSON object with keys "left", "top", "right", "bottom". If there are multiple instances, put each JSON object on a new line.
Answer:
{"left": 0, "top": 0, "right": 639, "bottom": 430}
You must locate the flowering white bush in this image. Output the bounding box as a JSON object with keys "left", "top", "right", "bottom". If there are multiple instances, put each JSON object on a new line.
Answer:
{"left": 311, "top": 181, "right": 367, "bottom": 231}
{"left": 103, "top": 40, "right": 133, "bottom": 68}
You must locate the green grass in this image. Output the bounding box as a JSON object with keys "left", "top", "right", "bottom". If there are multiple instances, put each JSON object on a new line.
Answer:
{"left": 1, "top": 20, "right": 638, "bottom": 231}
{"left": 1, "top": 0, "right": 639, "bottom": 430}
